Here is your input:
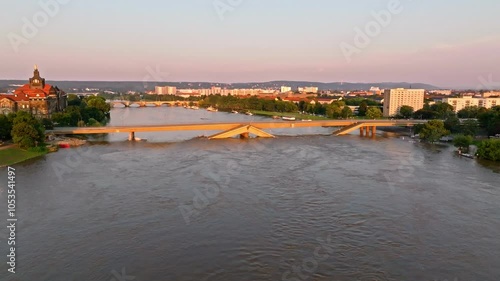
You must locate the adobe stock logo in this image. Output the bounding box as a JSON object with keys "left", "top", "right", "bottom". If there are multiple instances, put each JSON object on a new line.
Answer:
{"left": 7, "top": 0, "right": 71, "bottom": 53}
{"left": 340, "top": 0, "right": 408, "bottom": 63}
{"left": 213, "top": 0, "right": 244, "bottom": 21}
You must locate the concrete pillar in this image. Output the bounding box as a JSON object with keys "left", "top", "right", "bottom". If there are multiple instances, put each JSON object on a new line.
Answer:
{"left": 129, "top": 132, "right": 135, "bottom": 141}
{"left": 360, "top": 127, "right": 365, "bottom": 137}
{"left": 372, "top": 126, "right": 377, "bottom": 138}
{"left": 365, "top": 126, "right": 370, "bottom": 137}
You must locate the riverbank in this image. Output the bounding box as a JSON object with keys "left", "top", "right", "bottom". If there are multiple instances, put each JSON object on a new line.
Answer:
{"left": 250, "top": 110, "right": 329, "bottom": 120}
{"left": 0, "top": 146, "right": 48, "bottom": 167}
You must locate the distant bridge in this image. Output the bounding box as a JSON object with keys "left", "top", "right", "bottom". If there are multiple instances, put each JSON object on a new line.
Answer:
{"left": 48, "top": 120, "right": 426, "bottom": 140}
{"left": 109, "top": 100, "right": 198, "bottom": 108}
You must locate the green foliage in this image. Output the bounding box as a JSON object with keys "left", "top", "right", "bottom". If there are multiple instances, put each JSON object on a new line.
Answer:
{"left": 457, "top": 106, "right": 482, "bottom": 119}
{"left": 430, "top": 102, "right": 455, "bottom": 119}
{"left": 67, "top": 94, "right": 82, "bottom": 107}
{"left": 358, "top": 101, "right": 368, "bottom": 116}
{"left": 341, "top": 106, "right": 353, "bottom": 118}
{"left": 478, "top": 106, "right": 500, "bottom": 136}
{"left": 0, "top": 114, "right": 13, "bottom": 140}
{"left": 344, "top": 98, "right": 381, "bottom": 106}
{"left": 477, "top": 139, "right": 500, "bottom": 161}
{"left": 399, "top": 105, "right": 414, "bottom": 119}
{"left": 87, "top": 118, "right": 102, "bottom": 127}
{"left": 419, "top": 120, "right": 450, "bottom": 143}
{"left": 199, "top": 95, "right": 298, "bottom": 113}
{"left": 453, "top": 135, "right": 473, "bottom": 152}
{"left": 366, "top": 107, "right": 383, "bottom": 119}
{"left": 85, "top": 96, "right": 111, "bottom": 113}
{"left": 11, "top": 112, "right": 45, "bottom": 149}
{"left": 444, "top": 115, "right": 461, "bottom": 133}
{"left": 461, "top": 119, "right": 479, "bottom": 136}
{"left": 41, "top": 118, "right": 54, "bottom": 130}
{"left": 51, "top": 95, "right": 110, "bottom": 127}
{"left": 413, "top": 109, "right": 439, "bottom": 120}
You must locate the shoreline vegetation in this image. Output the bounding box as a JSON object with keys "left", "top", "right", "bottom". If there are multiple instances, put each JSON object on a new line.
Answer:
{"left": 0, "top": 146, "right": 48, "bottom": 167}
{"left": 250, "top": 110, "right": 329, "bottom": 120}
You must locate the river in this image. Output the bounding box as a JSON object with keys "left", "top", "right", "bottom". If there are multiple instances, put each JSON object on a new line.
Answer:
{"left": 1, "top": 107, "right": 499, "bottom": 281}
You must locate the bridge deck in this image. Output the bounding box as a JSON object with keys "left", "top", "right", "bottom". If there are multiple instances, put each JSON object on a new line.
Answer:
{"left": 48, "top": 120, "right": 425, "bottom": 135}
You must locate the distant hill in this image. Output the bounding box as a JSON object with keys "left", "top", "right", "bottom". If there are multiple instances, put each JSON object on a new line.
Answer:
{"left": 0, "top": 80, "right": 440, "bottom": 93}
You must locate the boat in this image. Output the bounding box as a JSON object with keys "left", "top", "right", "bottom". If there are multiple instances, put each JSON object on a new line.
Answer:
{"left": 461, "top": 153, "right": 475, "bottom": 159}
{"left": 231, "top": 110, "right": 239, "bottom": 114}
{"left": 58, "top": 143, "right": 70, "bottom": 149}
{"left": 207, "top": 106, "right": 218, "bottom": 112}
{"left": 282, "top": 116, "right": 296, "bottom": 121}
{"left": 245, "top": 111, "right": 253, "bottom": 116}
{"left": 301, "top": 119, "right": 313, "bottom": 122}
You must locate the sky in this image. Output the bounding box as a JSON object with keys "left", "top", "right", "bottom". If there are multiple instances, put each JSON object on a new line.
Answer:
{"left": 1, "top": 0, "right": 500, "bottom": 88}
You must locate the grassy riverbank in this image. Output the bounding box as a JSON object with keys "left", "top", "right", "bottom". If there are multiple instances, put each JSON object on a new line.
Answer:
{"left": 250, "top": 110, "right": 329, "bottom": 120}
{"left": 0, "top": 147, "right": 48, "bottom": 167}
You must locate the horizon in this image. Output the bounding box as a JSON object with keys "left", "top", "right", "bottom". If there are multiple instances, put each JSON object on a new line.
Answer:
{"left": 1, "top": 0, "right": 500, "bottom": 89}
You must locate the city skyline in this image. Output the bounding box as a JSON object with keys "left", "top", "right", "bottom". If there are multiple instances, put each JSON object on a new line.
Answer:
{"left": 1, "top": 0, "right": 500, "bottom": 88}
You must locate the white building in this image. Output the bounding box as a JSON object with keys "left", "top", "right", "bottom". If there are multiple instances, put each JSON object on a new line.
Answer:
{"left": 155, "top": 86, "right": 177, "bottom": 95}
{"left": 298, "top": 87, "right": 319, "bottom": 94}
{"left": 443, "top": 96, "right": 500, "bottom": 112}
{"left": 383, "top": 88, "right": 425, "bottom": 117}
{"left": 281, "top": 86, "right": 292, "bottom": 93}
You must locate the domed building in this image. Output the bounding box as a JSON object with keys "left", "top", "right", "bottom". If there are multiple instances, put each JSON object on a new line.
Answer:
{"left": 0, "top": 65, "right": 67, "bottom": 117}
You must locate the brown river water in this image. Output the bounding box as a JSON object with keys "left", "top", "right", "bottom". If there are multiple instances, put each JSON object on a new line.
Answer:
{"left": 0, "top": 107, "right": 499, "bottom": 281}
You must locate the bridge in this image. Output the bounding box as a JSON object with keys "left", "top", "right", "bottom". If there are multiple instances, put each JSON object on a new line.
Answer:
{"left": 48, "top": 120, "right": 426, "bottom": 140}
{"left": 109, "top": 100, "right": 198, "bottom": 108}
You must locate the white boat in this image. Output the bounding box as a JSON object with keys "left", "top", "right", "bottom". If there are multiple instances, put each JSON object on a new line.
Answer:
{"left": 301, "top": 119, "right": 313, "bottom": 122}
{"left": 245, "top": 112, "right": 253, "bottom": 116}
{"left": 231, "top": 110, "right": 239, "bottom": 114}
{"left": 207, "top": 106, "right": 218, "bottom": 112}
{"left": 282, "top": 116, "right": 296, "bottom": 121}
{"left": 190, "top": 106, "right": 199, "bottom": 110}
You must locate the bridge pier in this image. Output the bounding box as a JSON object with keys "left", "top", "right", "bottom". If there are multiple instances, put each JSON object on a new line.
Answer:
{"left": 128, "top": 131, "right": 136, "bottom": 141}
{"left": 240, "top": 132, "right": 250, "bottom": 139}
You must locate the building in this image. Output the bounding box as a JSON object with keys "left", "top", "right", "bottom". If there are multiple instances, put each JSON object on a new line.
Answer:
{"left": 443, "top": 96, "right": 500, "bottom": 112}
{"left": 429, "top": 90, "right": 453, "bottom": 96}
{"left": 155, "top": 86, "right": 177, "bottom": 95}
{"left": 369, "top": 87, "right": 382, "bottom": 95}
{"left": 298, "top": 87, "right": 319, "bottom": 94}
{"left": 482, "top": 91, "right": 500, "bottom": 98}
{"left": 281, "top": 86, "right": 292, "bottom": 93}
{"left": 0, "top": 65, "right": 67, "bottom": 117}
{"left": 383, "top": 88, "right": 425, "bottom": 117}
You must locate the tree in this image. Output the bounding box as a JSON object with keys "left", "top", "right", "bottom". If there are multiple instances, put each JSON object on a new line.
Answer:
{"left": 341, "top": 106, "right": 353, "bottom": 118}
{"left": 461, "top": 119, "right": 479, "bottom": 136}
{"left": 453, "top": 135, "right": 473, "bottom": 153}
{"left": 0, "top": 114, "right": 13, "bottom": 141}
{"left": 444, "top": 115, "right": 461, "bottom": 133}
{"left": 366, "top": 107, "right": 383, "bottom": 119}
{"left": 85, "top": 96, "right": 111, "bottom": 113}
{"left": 430, "top": 102, "right": 455, "bottom": 119}
{"left": 477, "top": 139, "right": 500, "bottom": 161}
{"left": 11, "top": 111, "right": 45, "bottom": 149}
{"left": 325, "top": 104, "right": 342, "bottom": 119}
{"left": 478, "top": 106, "right": 500, "bottom": 136}
{"left": 358, "top": 101, "right": 368, "bottom": 116}
{"left": 457, "top": 106, "right": 481, "bottom": 119}
{"left": 419, "top": 120, "right": 450, "bottom": 143}
{"left": 399, "top": 105, "right": 414, "bottom": 119}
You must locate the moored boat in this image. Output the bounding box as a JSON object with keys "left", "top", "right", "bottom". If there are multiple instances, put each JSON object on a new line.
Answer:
{"left": 282, "top": 116, "right": 296, "bottom": 121}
